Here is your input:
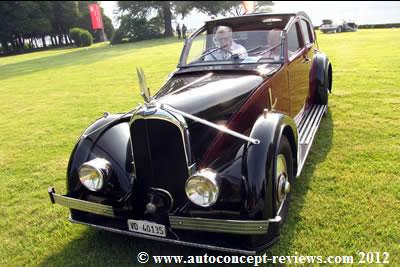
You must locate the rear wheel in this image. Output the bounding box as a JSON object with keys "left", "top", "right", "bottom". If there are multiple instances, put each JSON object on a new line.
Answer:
{"left": 315, "top": 65, "right": 331, "bottom": 106}
{"left": 315, "top": 84, "right": 329, "bottom": 105}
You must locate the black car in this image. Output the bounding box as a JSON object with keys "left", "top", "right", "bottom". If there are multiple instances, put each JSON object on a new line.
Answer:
{"left": 48, "top": 11, "right": 332, "bottom": 254}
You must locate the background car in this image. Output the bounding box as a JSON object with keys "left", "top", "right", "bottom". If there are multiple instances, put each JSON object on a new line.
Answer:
{"left": 320, "top": 19, "right": 358, "bottom": 33}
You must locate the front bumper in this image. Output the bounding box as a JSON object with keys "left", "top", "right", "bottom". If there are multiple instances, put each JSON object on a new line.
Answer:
{"left": 48, "top": 187, "right": 281, "bottom": 254}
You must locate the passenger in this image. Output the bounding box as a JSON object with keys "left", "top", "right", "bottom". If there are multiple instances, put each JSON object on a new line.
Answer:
{"left": 261, "top": 29, "right": 282, "bottom": 59}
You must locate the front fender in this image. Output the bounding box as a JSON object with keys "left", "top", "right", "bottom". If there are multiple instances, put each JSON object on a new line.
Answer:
{"left": 241, "top": 112, "right": 297, "bottom": 220}
{"left": 66, "top": 114, "right": 133, "bottom": 196}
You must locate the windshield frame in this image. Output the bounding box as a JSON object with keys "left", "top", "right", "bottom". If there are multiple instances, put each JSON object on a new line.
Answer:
{"left": 178, "top": 26, "right": 286, "bottom": 68}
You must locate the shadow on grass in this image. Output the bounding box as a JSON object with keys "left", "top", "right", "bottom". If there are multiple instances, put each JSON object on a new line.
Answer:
{"left": 0, "top": 38, "right": 184, "bottom": 81}
{"left": 41, "top": 228, "right": 210, "bottom": 267}
{"left": 41, "top": 111, "right": 333, "bottom": 266}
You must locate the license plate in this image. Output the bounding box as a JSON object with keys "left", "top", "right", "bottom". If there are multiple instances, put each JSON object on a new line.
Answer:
{"left": 127, "top": 219, "right": 166, "bottom": 237}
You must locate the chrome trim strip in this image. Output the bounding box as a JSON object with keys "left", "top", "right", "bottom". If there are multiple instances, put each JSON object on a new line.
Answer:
{"left": 304, "top": 105, "right": 326, "bottom": 144}
{"left": 49, "top": 190, "right": 279, "bottom": 235}
{"left": 171, "top": 73, "right": 213, "bottom": 95}
{"left": 169, "top": 216, "right": 271, "bottom": 235}
{"left": 52, "top": 193, "right": 116, "bottom": 218}
{"left": 82, "top": 106, "right": 140, "bottom": 138}
{"left": 161, "top": 104, "right": 261, "bottom": 145}
{"left": 69, "top": 218, "right": 257, "bottom": 255}
{"left": 297, "top": 104, "right": 327, "bottom": 176}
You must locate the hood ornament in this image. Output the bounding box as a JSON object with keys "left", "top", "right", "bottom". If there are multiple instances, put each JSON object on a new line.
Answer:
{"left": 136, "top": 67, "right": 152, "bottom": 104}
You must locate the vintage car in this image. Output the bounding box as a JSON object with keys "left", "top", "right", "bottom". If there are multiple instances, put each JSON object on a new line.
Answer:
{"left": 320, "top": 19, "right": 358, "bottom": 33}
{"left": 48, "top": 11, "right": 332, "bottom": 254}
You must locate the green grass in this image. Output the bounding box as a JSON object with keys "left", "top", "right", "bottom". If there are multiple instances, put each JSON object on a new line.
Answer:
{"left": 1, "top": 30, "right": 399, "bottom": 266}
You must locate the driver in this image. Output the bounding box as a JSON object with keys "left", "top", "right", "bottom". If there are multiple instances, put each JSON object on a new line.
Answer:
{"left": 204, "top": 26, "right": 248, "bottom": 61}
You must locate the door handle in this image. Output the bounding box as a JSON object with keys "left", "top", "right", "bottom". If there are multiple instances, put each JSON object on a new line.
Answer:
{"left": 302, "top": 57, "right": 310, "bottom": 63}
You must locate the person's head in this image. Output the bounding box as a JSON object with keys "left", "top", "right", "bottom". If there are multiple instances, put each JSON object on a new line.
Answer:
{"left": 215, "top": 26, "right": 233, "bottom": 49}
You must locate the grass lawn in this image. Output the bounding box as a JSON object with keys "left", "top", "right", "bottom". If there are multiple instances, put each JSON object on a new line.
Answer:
{"left": 1, "top": 29, "right": 399, "bottom": 266}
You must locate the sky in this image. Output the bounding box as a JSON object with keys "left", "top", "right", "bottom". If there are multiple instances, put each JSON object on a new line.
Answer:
{"left": 100, "top": 1, "right": 400, "bottom": 30}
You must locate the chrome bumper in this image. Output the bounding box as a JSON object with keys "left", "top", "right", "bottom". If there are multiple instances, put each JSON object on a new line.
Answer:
{"left": 69, "top": 218, "right": 265, "bottom": 255}
{"left": 48, "top": 187, "right": 280, "bottom": 235}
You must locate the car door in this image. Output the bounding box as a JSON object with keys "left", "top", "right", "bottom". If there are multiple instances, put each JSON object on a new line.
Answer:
{"left": 299, "top": 18, "right": 317, "bottom": 107}
{"left": 286, "top": 20, "right": 310, "bottom": 117}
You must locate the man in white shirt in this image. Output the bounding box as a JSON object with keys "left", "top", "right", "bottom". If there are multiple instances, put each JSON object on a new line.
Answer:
{"left": 204, "top": 26, "right": 248, "bottom": 61}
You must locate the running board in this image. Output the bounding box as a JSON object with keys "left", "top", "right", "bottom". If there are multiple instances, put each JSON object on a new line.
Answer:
{"left": 296, "top": 104, "right": 327, "bottom": 176}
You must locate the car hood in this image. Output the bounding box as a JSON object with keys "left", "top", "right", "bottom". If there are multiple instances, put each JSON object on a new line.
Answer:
{"left": 155, "top": 72, "right": 264, "bottom": 121}
{"left": 154, "top": 72, "right": 265, "bottom": 163}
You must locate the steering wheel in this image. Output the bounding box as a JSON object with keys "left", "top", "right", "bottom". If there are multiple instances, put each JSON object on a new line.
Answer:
{"left": 202, "top": 47, "right": 233, "bottom": 60}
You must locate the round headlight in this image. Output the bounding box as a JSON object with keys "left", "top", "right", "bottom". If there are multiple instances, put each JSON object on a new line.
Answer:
{"left": 78, "top": 158, "right": 111, "bottom": 191}
{"left": 185, "top": 169, "right": 219, "bottom": 207}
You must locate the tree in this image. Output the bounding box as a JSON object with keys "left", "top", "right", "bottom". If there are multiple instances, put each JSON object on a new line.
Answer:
{"left": 111, "top": 15, "right": 163, "bottom": 44}
{"left": 50, "top": 1, "right": 79, "bottom": 45}
{"left": 0, "top": 1, "right": 114, "bottom": 55}
{"left": 117, "top": 1, "right": 274, "bottom": 39}
{"left": 118, "top": 1, "right": 173, "bottom": 37}
{"left": 176, "top": 1, "right": 273, "bottom": 17}
{"left": 0, "top": 1, "right": 54, "bottom": 52}
{"left": 0, "top": 1, "right": 23, "bottom": 51}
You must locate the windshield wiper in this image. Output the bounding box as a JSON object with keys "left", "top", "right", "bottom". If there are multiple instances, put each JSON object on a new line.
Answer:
{"left": 252, "top": 43, "right": 281, "bottom": 56}
{"left": 247, "top": 45, "right": 266, "bottom": 53}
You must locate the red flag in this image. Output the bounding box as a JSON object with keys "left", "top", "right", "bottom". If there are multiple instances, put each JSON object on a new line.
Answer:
{"left": 242, "top": 1, "right": 255, "bottom": 14}
{"left": 89, "top": 4, "right": 103, "bottom": 30}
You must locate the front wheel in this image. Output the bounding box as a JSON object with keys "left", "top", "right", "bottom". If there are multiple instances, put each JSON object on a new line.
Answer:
{"left": 274, "top": 135, "right": 294, "bottom": 225}
{"left": 242, "top": 135, "right": 294, "bottom": 250}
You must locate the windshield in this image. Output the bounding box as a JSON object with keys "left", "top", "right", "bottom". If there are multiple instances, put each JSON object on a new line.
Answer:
{"left": 183, "top": 28, "right": 283, "bottom": 66}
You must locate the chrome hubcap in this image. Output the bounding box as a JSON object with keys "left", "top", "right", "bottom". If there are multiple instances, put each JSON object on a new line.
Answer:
{"left": 276, "top": 154, "right": 290, "bottom": 214}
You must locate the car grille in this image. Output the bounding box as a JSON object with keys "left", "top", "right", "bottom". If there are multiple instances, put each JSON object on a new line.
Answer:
{"left": 130, "top": 118, "right": 189, "bottom": 208}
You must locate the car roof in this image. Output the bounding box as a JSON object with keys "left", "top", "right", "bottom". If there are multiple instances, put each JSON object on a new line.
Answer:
{"left": 206, "top": 12, "right": 296, "bottom": 21}
{"left": 204, "top": 11, "right": 312, "bottom": 31}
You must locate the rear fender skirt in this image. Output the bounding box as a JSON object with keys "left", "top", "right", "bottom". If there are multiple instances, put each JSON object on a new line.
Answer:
{"left": 310, "top": 52, "right": 332, "bottom": 103}
{"left": 241, "top": 112, "right": 297, "bottom": 219}
{"left": 67, "top": 114, "right": 133, "bottom": 195}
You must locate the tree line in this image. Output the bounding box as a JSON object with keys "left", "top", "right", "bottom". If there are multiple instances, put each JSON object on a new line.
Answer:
{"left": 112, "top": 1, "right": 273, "bottom": 44}
{"left": 0, "top": 1, "right": 113, "bottom": 55}
{"left": 1, "top": 1, "right": 274, "bottom": 54}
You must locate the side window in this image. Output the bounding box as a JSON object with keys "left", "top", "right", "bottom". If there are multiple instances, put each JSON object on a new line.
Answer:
{"left": 300, "top": 19, "right": 314, "bottom": 45}
{"left": 287, "top": 23, "right": 301, "bottom": 58}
